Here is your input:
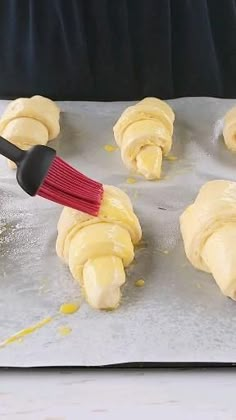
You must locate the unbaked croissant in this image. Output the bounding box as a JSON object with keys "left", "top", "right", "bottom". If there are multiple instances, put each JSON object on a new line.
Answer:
{"left": 223, "top": 106, "right": 236, "bottom": 151}
{"left": 180, "top": 180, "right": 236, "bottom": 300}
{"left": 56, "top": 185, "right": 142, "bottom": 310}
{"left": 113, "top": 97, "right": 175, "bottom": 180}
{"left": 0, "top": 95, "right": 60, "bottom": 168}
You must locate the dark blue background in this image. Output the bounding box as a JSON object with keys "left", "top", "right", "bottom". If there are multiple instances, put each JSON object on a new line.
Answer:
{"left": 0, "top": 0, "right": 235, "bottom": 100}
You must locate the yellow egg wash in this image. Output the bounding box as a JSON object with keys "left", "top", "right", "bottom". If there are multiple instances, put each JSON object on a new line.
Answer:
{"left": 126, "top": 177, "right": 137, "bottom": 184}
{"left": 0, "top": 316, "right": 52, "bottom": 348}
{"left": 56, "top": 185, "right": 142, "bottom": 309}
{"left": 59, "top": 302, "right": 80, "bottom": 315}
{"left": 58, "top": 326, "right": 72, "bottom": 336}
{"left": 165, "top": 155, "right": 178, "bottom": 161}
{"left": 135, "top": 279, "right": 145, "bottom": 287}
{"left": 98, "top": 186, "right": 141, "bottom": 244}
{"left": 104, "top": 144, "right": 118, "bottom": 152}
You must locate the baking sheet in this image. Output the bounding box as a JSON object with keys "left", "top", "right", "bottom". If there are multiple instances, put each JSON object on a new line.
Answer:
{"left": 0, "top": 97, "right": 236, "bottom": 367}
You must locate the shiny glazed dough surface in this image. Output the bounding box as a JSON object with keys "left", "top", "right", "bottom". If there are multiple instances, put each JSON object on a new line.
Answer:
{"left": 56, "top": 185, "right": 142, "bottom": 310}
{"left": 180, "top": 180, "right": 236, "bottom": 300}
{"left": 0, "top": 95, "right": 60, "bottom": 168}
{"left": 113, "top": 97, "right": 175, "bottom": 180}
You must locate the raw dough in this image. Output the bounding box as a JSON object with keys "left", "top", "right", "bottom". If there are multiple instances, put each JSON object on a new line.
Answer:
{"left": 56, "top": 185, "right": 142, "bottom": 310}
{"left": 113, "top": 97, "right": 175, "bottom": 180}
{"left": 223, "top": 106, "right": 236, "bottom": 151}
{"left": 180, "top": 180, "right": 236, "bottom": 300}
{"left": 0, "top": 95, "right": 60, "bottom": 168}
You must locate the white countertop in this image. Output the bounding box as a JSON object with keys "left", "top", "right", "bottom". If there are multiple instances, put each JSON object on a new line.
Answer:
{"left": 1, "top": 368, "right": 236, "bottom": 419}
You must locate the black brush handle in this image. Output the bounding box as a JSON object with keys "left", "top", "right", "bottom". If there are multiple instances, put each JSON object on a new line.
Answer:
{"left": 0, "top": 136, "right": 25, "bottom": 164}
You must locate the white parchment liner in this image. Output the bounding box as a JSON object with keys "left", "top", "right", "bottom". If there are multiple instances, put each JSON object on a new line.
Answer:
{"left": 0, "top": 98, "right": 236, "bottom": 367}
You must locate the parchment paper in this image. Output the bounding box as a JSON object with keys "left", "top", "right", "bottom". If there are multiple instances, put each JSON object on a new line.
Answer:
{"left": 0, "top": 97, "right": 236, "bottom": 367}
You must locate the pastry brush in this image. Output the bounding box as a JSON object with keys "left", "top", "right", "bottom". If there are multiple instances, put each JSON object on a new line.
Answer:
{"left": 0, "top": 136, "right": 103, "bottom": 216}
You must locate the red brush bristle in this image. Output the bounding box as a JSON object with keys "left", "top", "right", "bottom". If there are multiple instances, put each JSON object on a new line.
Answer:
{"left": 37, "top": 156, "right": 103, "bottom": 216}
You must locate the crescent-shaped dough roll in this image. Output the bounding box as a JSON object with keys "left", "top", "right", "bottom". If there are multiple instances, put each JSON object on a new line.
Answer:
{"left": 113, "top": 97, "right": 175, "bottom": 180}
{"left": 180, "top": 180, "right": 236, "bottom": 300}
{"left": 0, "top": 95, "right": 60, "bottom": 168}
{"left": 223, "top": 106, "right": 236, "bottom": 151}
{"left": 56, "top": 185, "right": 142, "bottom": 310}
